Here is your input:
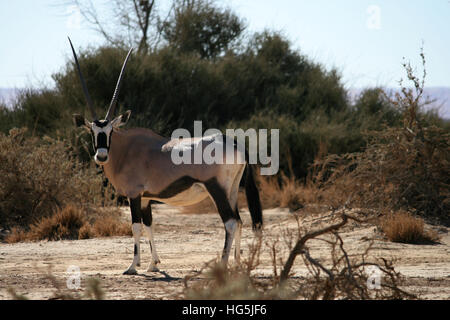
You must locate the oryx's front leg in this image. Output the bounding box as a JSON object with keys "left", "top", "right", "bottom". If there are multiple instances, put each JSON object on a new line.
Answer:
{"left": 123, "top": 196, "right": 142, "bottom": 275}
{"left": 141, "top": 199, "right": 161, "bottom": 272}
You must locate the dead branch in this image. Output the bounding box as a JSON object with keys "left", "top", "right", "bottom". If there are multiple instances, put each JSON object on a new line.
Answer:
{"left": 280, "top": 213, "right": 352, "bottom": 282}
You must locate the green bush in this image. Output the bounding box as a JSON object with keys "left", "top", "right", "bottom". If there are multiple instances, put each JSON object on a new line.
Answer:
{"left": 50, "top": 31, "right": 348, "bottom": 134}
{"left": 161, "top": 0, "right": 245, "bottom": 59}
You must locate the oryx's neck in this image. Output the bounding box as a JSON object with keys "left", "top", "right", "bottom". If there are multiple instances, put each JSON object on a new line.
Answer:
{"left": 101, "top": 130, "right": 126, "bottom": 184}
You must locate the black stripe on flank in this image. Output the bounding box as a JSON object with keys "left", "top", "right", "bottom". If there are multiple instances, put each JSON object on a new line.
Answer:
{"left": 143, "top": 176, "right": 199, "bottom": 199}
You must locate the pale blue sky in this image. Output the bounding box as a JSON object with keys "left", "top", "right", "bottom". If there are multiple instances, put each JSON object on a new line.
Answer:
{"left": 0, "top": 0, "right": 449, "bottom": 89}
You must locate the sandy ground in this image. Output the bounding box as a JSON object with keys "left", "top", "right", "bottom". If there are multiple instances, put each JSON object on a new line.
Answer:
{"left": 0, "top": 205, "right": 449, "bottom": 300}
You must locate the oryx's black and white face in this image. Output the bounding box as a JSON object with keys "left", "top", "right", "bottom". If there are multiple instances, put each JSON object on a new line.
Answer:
{"left": 73, "top": 111, "right": 131, "bottom": 165}
{"left": 68, "top": 37, "right": 133, "bottom": 165}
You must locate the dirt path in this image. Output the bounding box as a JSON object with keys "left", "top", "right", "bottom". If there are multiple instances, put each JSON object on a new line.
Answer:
{"left": 1, "top": 205, "right": 449, "bottom": 299}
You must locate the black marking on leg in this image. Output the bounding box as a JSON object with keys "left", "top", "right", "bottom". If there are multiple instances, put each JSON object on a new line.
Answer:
{"left": 134, "top": 244, "right": 138, "bottom": 256}
{"left": 142, "top": 201, "right": 153, "bottom": 227}
{"left": 130, "top": 196, "right": 142, "bottom": 224}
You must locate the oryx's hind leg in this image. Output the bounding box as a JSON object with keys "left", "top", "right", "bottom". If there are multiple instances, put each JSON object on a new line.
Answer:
{"left": 141, "top": 199, "right": 161, "bottom": 272}
{"left": 228, "top": 165, "right": 245, "bottom": 265}
{"left": 233, "top": 206, "right": 243, "bottom": 264}
{"left": 204, "top": 177, "right": 242, "bottom": 265}
{"left": 124, "top": 196, "right": 143, "bottom": 275}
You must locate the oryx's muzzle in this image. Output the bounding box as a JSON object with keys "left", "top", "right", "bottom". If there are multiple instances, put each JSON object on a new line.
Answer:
{"left": 95, "top": 148, "right": 109, "bottom": 164}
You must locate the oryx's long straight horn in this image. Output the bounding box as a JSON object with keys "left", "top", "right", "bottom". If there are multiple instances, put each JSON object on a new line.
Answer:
{"left": 105, "top": 47, "right": 133, "bottom": 121}
{"left": 67, "top": 37, "right": 97, "bottom": 120}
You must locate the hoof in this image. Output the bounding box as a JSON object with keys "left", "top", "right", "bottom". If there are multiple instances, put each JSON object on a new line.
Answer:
{"left": 147, "top": 265, "right": 160, "bottom": 272}
{"left": 123, "top": 268, "right": 138, "bottom": 275}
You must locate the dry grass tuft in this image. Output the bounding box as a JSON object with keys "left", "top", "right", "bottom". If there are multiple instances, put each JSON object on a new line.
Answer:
{"left": 258, "top": 173, "right": 319, "bottom": 211}
{"left": 30, "top": 205, "right": 88, "bottom": 241}
{"left": 4, "top": 227, "right": 30, "bottom": 243}
{"left": 5, "top": 205, "right": 131, "bottom": 243}
{"left": 380, "top": 211, "right": 439, "bottom": 244}
{"left": 90, "top": 216, "right": 131, "bottom": 237}
{"left": 6, "top": 205, "right": 88, "bottom": 242}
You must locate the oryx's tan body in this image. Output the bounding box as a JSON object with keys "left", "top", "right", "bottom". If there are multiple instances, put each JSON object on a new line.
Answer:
{"left": 102, "top": 128, "right": 245, "bottom": 207}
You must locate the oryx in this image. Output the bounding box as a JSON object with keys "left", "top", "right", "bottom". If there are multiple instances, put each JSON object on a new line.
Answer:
{"left": 68, "top": 38, "right": 263, "bottom": 275}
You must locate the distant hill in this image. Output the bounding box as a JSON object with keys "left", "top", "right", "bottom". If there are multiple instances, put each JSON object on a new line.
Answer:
{"left": 422, "top": 87, "right": 450, "bottom": 119}
{"left": 349, "top": 87, "right": 450, "bottom": 120}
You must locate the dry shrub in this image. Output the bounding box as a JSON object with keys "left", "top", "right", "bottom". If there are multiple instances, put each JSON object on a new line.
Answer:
{"left": 258, "top": 173, "right": 319, "bottom": 211}
{"left": 0, "top": 128, "right": 132, "bottom": 242}
{"left": 380, "top": 211, "right": 439, "bottom": 244}
{"left": 258, "top": 145, "right": 325, "bottom": 211}
{"left": 90, "top": 216, "right": 131, "bottom": 237}
{"left": 183, "top": 210, "right": 415, "bottom": 300}
{"left": 78, "top": 223, "right": 94, "bottom": 239}
{"left": 5, "top": 205, "right": 131, "bottom": 242}
{"left": 4, "top": 227, "right": 30, "bottom": 243}
{"left": 29, "top": 205, "right": 88, "bottom": 241}
{"left": 6, "top": 205, "right": 87, "bottom": 242}
{"left": 311, "top": 51, "right": 449, "bottom": 222}
{"left": 0, "top": 128, "right": 104, "bottom": 229}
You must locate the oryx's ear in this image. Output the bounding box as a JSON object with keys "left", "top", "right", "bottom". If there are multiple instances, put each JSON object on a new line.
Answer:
{"left": 73, "top": 114, "right": 91, "bottom": 130}
{"left": 111, "top": 110, "right": 131, "bottom": 128}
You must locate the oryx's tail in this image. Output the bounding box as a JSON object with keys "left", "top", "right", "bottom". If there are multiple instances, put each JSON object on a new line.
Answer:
{"left": 245, "top": 164, "right": 263, "bottom": 231}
